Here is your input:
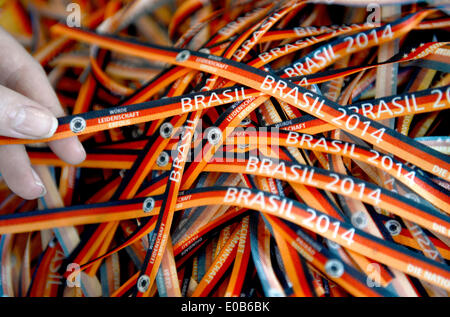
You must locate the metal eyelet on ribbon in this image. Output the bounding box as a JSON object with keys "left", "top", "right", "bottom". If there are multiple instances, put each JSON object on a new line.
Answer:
{"left": 160, "top": 122, "right": 174, "bottom": 139}
{"left": 143, "top": 197, "right": 155, "bottom": 213}
{"left": 325, "top": 259, "right": 344, "bottom": 278}
{"left": 137, "top": 274, "right": 150, "bottom": 293}
{"left": 70, "top": 117, "right": 86, "bottom": 133}
{"left": 176, "top": 50, "right": 191, "bottom": 62}
{"left": 207, "top": 127, "right": 222, "bottom": 145}
{"left": 385, "top": 220, "right": 402, "bottom": 236}
{"left": 351, "top": 211, "right": 368, "bottom": 229}
{"left": 156, "top": 152, "right": 170, "bottom": 167}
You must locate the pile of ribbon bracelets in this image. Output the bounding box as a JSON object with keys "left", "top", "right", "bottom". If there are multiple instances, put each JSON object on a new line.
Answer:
{"left": 0, "top": 0, "right": 449, "bottom": 298}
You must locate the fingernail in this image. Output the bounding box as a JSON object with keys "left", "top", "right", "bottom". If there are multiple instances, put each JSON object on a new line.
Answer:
{"left": 76, "top": 139, "right": 86, "bottom": 158}
{"left": 10, "top": 106, "right": 58, "bottom": 138}
{"left": 31, "top": 168, "right": 47, "bottom": 197}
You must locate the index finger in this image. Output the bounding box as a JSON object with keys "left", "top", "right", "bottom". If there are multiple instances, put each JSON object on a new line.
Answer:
{"left": 0, "top": 27, "right": 86, "bottom": 165}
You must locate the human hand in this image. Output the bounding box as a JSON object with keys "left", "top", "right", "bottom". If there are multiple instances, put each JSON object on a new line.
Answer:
{"left": 0, "top": 27, "right": 86, "bottom": 199}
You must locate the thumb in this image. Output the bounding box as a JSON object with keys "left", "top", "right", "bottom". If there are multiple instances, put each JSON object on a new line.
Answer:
{"left": 0, "top": 85, "right": 58, "bottom": 139}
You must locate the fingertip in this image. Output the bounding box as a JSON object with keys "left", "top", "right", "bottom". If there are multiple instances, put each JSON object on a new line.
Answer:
{"left": 4, "top": 171, "right": 46, "bottom": 200}
{"left": 49, "top": 137, "right": 86, "bottom": 165}
{"left": 0, "top": 86, "right": 60, "bottom": 140}
{"left": 72, "top": 138, "right": 87, "bottom": 164}
{"left": 44, "top": 116, "right": 59, "bottom": 139}
{"left": 31, "top": 168, "right": 47, "bottom": 197}
{"left": 0, "top": 145, "right": 47, "bottom": 200}
{"left": 16, "top": 183, "right": 46, "bottom": 200}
